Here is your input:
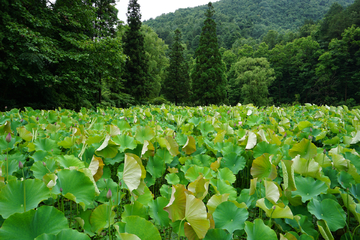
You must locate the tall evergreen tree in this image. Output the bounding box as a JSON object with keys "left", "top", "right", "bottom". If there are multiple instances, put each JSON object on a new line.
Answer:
{"left": 191, "top": 2, "right": 227, "bottom": 105}
{"left": 123, "top": 0, "right": 151, "bottom": 103}
{"left": 163, "top": 29, "right": 190, "bottom": 105}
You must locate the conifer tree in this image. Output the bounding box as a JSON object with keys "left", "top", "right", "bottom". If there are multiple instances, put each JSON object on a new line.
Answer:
{"left": 163, "top": 29, "right": 190, "bottom": 105}
{"left": 123, "top": 0, "right": 151, "bottom": 103}
{"left": 191, "top": 2, "right": 227, "bottom": 105}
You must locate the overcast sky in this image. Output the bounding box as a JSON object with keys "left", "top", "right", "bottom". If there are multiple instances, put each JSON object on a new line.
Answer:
{"left": 116, "top": 0, "right": 220, "bottom": 22}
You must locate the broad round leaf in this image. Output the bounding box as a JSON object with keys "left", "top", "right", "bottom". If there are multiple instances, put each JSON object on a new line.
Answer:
{"left": 56, "top": 155, "right": 85, "bottom": 169}
{"left": 123, "top": 216, "right": 161, "bottom": 240}
{"left": 122, "top": 201, "right": 148, "bottom": 219}
{"left": 35, "top": 229, "right": 90, "bottom": 240}
{"left": 246, "top": 131, "right": 257, "bottom": 149}
{"left": 0, "top": 179, "right": 50, "bottom": 218}
{"left": 253, "top": 141, "right": 279, "bottom": 158}
{"left": 203, "top": 228, "right": 232, "bottom": 240}
{"left": 164, "top": 184, "right": 187, "bottom": 222}
{"left": 135, "top": 126, "right": 154, "bottom": 143}
{"left": 90, "top": 203, "right": 115, "bottom": 234}
{"left": 213, "top": 201, "right": 248, "bottom": 234}
{"left": 182, "top": 136, "right": 196, "bottom": 155}
{"left": 148, "top": 197, "right": 170, "bottom": 227}
{"left": 250, "top": 153, "right": 277, "bottom": 180}
{"left": 0, "top": 206, "right": 68, "bottom": 240}
{"left": 112, "top": 134, "right": 137, "bottom": 153}
{"left": 55, "top": 169, "right": 96, "bottom": 210}
{"left": 307, "top": 198, "right": 346, "bottom": 231}
{"left": 221, "top": 152, "right": 246, "bottom": 174}
{"left": 289, "top": 139, "right": 317, "bottom": 160}
{"left": 185, "top": 192, "right": 210, "bottom": 239}
{"left": 292, "top": 176, "right": 328, "bottom": 202}
{"left": 245, "top": 219, "right": 278, "bottom": 240}
{"left": 123, "top": 153, "right": 142, "bottom": 192}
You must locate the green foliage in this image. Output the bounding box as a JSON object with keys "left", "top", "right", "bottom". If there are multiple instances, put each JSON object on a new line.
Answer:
{"left": 229, "top": 57, "right": 275, "bottom": 106}
{"left": 123, "top": 0, "right": 152, "bottom": 104}
{"left": 191, "top": 3, "right": 227, "bottom": 105}
{"left": 144, "top": 0, "right": 354, "bottom": 52}
{"left": 163, "top": 29, "right": 191, "bottom": 105}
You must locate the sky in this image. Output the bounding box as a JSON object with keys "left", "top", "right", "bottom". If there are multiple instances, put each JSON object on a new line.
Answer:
{"left": 116, "top": 0, "right": 220, "bottom": 22}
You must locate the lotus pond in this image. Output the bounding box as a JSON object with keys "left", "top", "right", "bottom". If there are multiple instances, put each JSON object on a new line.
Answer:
{"left": 1, "top": 104, "right": 360, "bottom": 240}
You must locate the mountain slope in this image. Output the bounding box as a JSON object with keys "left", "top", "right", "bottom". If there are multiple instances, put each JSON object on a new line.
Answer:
{"left": 144, "top": 0, "right": 354, "bottom": 51}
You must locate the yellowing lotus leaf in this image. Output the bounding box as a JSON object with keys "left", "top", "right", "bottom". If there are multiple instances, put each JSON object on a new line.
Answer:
{"left": 265, "top": 180, "right": 280, "bottom": 204}
{"left": 256, "top": 198, "right": 293, "bottom": 219}
{"left": 88, "top": 156, "right": 104, "bottom": 182}
{"left": 187, "top": 175, "right": 209, "bottom": 200}
{"left": 182, "top": 136, "right": 196, "bottom": 155}
{"left": 250, "top": 154, "right": 277, "bottom": 180}
{"left": 165, "top": 136, "right": 180, "bottom": 156}
{"left": 246, "top": 131, "right": 257, "bottom": 150}
{"left": 207, "top": 194, "right": 230, "bottom": 214}
{"left": 123, "top": 154, "right": 142, "bottom": 192}
{"left": 185, "top": 192, "right": 210, "bottom": 239}
{"left": 164, "top": 184, "right": 187, "bottom": 222}
{"left": 281, "top": 160, "right": 296, "bottom": 191}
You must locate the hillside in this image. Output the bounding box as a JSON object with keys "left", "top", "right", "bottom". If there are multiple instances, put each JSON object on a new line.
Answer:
{"left": 144, "top": 0, "right": 354, "bottom": 52}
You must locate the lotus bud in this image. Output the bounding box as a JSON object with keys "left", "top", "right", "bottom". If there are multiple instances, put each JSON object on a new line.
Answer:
{"left": 36, "top": 117, "right": 39, "bottom": 121}
{"left": 19, "top": 161, "right": 23, "bottom": 169}
{"left": 107, "top": 189, "right": 112, "bottom": 199}
{"left": 20, "top": 119, "right": 23, "bottom": 123}
{"left": 310, "top": 127, "right": 313, "bottom": 132}
{"left": 239, "top": 121, "right": 243, "bottom": 125}
{"left": 227, "top": 110, "right": 230, "bottom": 114}
{"left": 103, "top": 112, "right": 105, "bottom": 116}
{"left": 273, "top": 206, "right": 276, "bottom": 210}
{"left": 308, "top": 135, "right": 312, "bottom": 140}
{"left": 60, "top": 188, "right": 63, "bottom": 193}
{"left": 119, "top": 182, "right": 122, "bottom": 187}
{"left": 43, "top": 161, "right": 46, "bottom": 167}
{"left": 6, "top": 133, "right": 11, "bottom": 143}
{"left": 323, "top": 149, "right": 326, "bottom": 154}
{"left": 5, "top": 106, "right": 7, "bottom": 110}
{"left": 54, "top": 122, "right": 57, "bottom": 125}
{"left": 284, "top": 133, "right": 287, "bottom": 138}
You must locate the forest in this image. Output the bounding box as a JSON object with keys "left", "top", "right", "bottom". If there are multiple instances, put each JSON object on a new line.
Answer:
{"left": 1, "top": 0, "right": 360, "bottom": 109}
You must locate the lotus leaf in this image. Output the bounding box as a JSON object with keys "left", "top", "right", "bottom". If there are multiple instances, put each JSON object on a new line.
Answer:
{"left": 213, "top": 201, "right": 248, "bottom": 234}
{"left": 245, "top": 218, "right": 277, "bottom": 240}
{"left": 122, "top": 216, "right": 161, "bottom": 240}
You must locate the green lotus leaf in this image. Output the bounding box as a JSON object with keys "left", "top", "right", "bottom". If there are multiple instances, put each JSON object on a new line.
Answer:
{"left": 118, "top": 233, "right": 141, "bottom": 240}
{"left": 210, "top": 179, "right": 237, "bottom": 201}
{"left": 85, "top": 135, "right": 103, "bottom": 145}
{"left": 31, "top": 158, "right": 58, "bottom": 179}
{"left": 203, "top": 228, "right": 232, "bottom": 240}
{"left": 113, "top": 119, "right": 131, "bottom": 131}
{"left": 56, "top": 155, "right": 85, "bottom": 169}
{"left": 30, "top": 150, "right": 48, "bottom": 162}
{"left": 57, "top": 136, "right": 76, "bottom": 149}
{"left": 165, "top": 173, "right": 180, "bottom": 185}
{"left": 292, "top": 175, "right": 328, "bottom": 202}
{"left": 185, "top": 165, "right": 212, "bottom": 182}
{"left": 182, "top": 136, "right": 196, "bottom": 155}
{"left": 281, "top": 160, "right": 296, "bottom": 191}
{"left": 253, "top": 141, "right": 279, "bottom": 158}
{"left": 214, "top": 130, "right": 226, "bottom": 144}
{"left": 213, "top": 201, "right": 248, "bottom": 234}
{"left": 135, "top": 126, "right": 154, "bottom": 144}
{"left": 285, "top": 214, "right": 319, "bottom": 239}
{"left": 148, "top": 150, "right": 171, "bottom": 177}
{"left": 221, "top": 142, "right": 244, "bottom": 155}
{"left": 246, "top": 131, "right": 257, "bottom": 149}
{"left": 198, "top": 122, "right": 215, "bottom": 136}
{"left": 250, "top": 153, "right": 277, "bottom": 180}
{"left": 207, "top": 193, "right": 230, "bottom": 214}
{"left": 217, "top": 167, "right": 236, "bottom": 184}
{"left": 34, "top": 138, "right": 60, "bottom": 154}
{"left": 122, "top": 216, "right": 161, "bottom": 240}
{"left": 0, "top": 206, "right": 68, "bottom": 240}
{"left": 350, "top": 131, "right": 360, "bottom": 144}
{"left": 245, "top": 219, "right": 277, "bottom": 240}
{"left": 122, "top": 201, "right": 148, "bottom": 219}
{"left": 341, "top": 193, "right": 360, "bottom": 223}
{"left": 345, "top": 152, "right": 360, "bottom": 174}
{"left": 17, "top": 126, "right": 32, "bottom": 142}
{"left": 164, "top": 184, "right": 187, "bottom": 222}
{"left": 256, "top": 198, "right": 293, "bottom": 219}
{"left": 148, "top": 197, "right": 170, "bottom": 227}
{"left": 289, "top": 138, "right": 317, "bottom": 160}
{"left": 185, "top": 192, "right": 210, "bottom": 239}
{"left": 112, "top": 134, "right": 137, "bottom": 153}
{"left": 338, "top": 171, "right": 355, "bottom": 189}
{"left": 317, "top": 220, "right": 334, "bottom": 240}
{"left": 95, "top": 135, "right": 119, "bottom": 159}
{"left": 221, "top": 152, "right": 246, "bottom": 174}
{"left": 307, "top": 198, "right": 346, "bottom": 231}
{"left": 350, "top": 183, "right": 360, "bottom": 202}
{"left": 133, "top": 185, "right": 154, "bottom": 207}
{"left": 237, "top": 189, "right": 257, "bottom": 208}
{"left": 192, "top": 154, "right": 213, "bottom": 168}
{"left": 78, "top": 209, "right": 95, "bottom": 237}
{"left": 123, "top": 153, "right": 143, "bottom": 192}
{"left": 141, "top": 140, "right": 154, "bottom": 158}
{"left": 246, "top": 115, "right": 263, "bottom": 127}
{"left": 0, "top": 179, "right": 50, "bottom": 219}
{"left": 1, "top": 152, "right": 26, "bottom": 176}
{"left": 55, "top": 169, "right": 96, "bottom": 210}
{"left": 188, "top": 117, "right": 201, "bottom": 126}
{"left": 90, "top": 203, "right": 115, "bottom": 234}
{"left": 35, "top": 229, "right": 90, "bottom": 240}
{"left": 330, "top": 152, "right": 348, "bottom": 171}
{"left": 295, "top": 121, "right": 312, "bottom": 131}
